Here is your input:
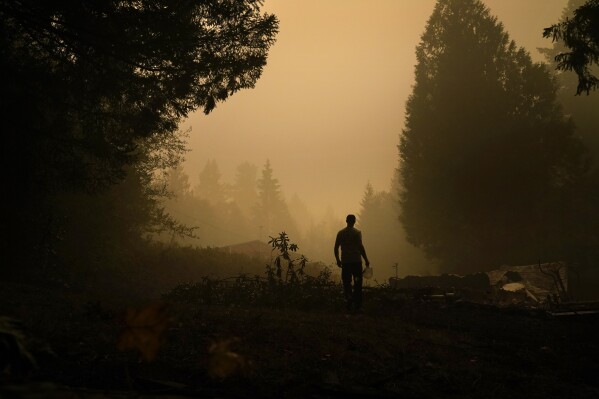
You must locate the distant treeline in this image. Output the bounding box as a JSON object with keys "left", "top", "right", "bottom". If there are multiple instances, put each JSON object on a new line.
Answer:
{"left": 158, "top": 159, "right": 437, "bottom": 280}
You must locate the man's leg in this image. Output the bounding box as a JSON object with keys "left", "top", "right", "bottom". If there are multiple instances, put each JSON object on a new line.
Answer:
{"left": 341, "top": 265, "right": 353, "bottom": 310}
{"left": 351, "top": 263, "right": 363, "bottom": 310}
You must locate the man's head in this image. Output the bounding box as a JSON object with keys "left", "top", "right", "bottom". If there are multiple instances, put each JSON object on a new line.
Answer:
{"left": 346, "top": 214, "right": 356, "bottom": 226}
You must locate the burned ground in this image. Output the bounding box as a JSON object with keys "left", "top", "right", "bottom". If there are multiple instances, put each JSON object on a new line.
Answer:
{"left": 1, "top": 279, "right": 598, "bottom": 399}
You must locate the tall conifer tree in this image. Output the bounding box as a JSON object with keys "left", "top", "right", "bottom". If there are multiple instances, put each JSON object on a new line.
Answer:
{"left": 232, "top": 162, "right": 259, "bottom": 218}
{"left": 253, "top": 160, "right": 297, "bottom": 240}
{"left": 399, "top": 0, "right": 587, "bottom": 273}
{"left": 195, "top": 160, "right": 227, "bottom": 206}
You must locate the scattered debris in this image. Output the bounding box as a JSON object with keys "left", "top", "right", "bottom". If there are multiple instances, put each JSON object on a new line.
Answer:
{"left": 546, "top": 301, "right": 599, "bottom": 318}
{"left": 389, "top": 272, "right": 490, "bottom": 291}
{"left": 388, "top": 262, "right": 599, "bottom": 317}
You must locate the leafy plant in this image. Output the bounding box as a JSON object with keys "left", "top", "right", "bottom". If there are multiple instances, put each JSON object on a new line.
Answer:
{"left": 165, "top": 233, "right": 342, "bottom": 310}
{"left": 266, "top": 232, "right": 308, "bottom": 284}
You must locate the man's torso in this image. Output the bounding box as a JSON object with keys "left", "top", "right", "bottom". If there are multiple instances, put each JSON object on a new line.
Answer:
{"left": 336, "top": 227, "right": 362, "bottom": 263}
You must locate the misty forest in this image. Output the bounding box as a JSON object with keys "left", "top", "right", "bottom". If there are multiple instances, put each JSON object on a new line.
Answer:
{"left": 1, "top": 0, "right": 599, "bottom": 398}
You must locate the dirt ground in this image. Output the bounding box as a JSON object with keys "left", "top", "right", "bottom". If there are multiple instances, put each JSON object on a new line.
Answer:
{"left": 1, "top": 280, "right": 598, "bottom": 399}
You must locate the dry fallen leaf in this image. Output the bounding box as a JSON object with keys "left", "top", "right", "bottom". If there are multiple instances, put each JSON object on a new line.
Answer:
{"left": 117, "top": 302, "right": 170, "bottom": 362}
{"left": 207, "top": 338, "right": 249, "bottom": 379}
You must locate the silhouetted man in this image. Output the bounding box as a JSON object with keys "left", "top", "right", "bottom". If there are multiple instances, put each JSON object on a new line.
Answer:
{"left": 334, "top": 214, "right": 370, "bottom": 312}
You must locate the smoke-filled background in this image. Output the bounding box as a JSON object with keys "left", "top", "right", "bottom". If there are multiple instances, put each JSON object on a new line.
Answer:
{"left": 161, "top": 0, "right": 596, "bottom": 281}
{"left": 182, "top": 0, "right": 565, "bottom": 217}
{"left": 5, "top": 0, "right": 598, "bottom": 288}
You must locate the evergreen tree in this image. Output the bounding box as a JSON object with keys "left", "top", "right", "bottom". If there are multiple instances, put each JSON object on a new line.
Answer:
{"left": 399, "top": 0, "right": 588, "bottom": 273}
{"left": 253, "top": 160, "right": 297, "bottom": 240}
{"left": 288, "top": 193, "right": 314, "bottom": 237}
{"left": 358, "top": 182, "right": 387, "bottom": 267}
{"left": 158, "top": 160, "right": 257, "bottom": 247}
{"left": 304, "top": 206, "right": 342, "bottom": 264}
{"left": 358, "top": 182, "right": 435, "bottom": 280}
{"left": 231, "top": 162, "right": 259, "bottom": 218}
{"left": 359, "top": 182, "right": 376, "bottom": 219}
{"left": 195, "top": 160, "right": 228, "bottom": 206}
{"left": 166, "top": 164, "right": 192, "bottom": 200}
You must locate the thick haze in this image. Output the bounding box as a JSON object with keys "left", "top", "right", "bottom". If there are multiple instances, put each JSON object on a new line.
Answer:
{"left": 181, "top": 0, "right": 566, "bottom": 220}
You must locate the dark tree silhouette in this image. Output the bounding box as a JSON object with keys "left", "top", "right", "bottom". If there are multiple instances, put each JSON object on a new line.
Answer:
{"left": 1, "top": 0, "right": 278, "bottom": 195}
{"left": 399, "top": 0, "right": 588, "bottom": 273}
{"left": 1, "top": 0, "right": 278, "bottom": 268}
{"left": 541, "top": 0, "right": 599, "bottom": 166}
{"left": 544, "top": 0, "right": 599, "bottom": 94}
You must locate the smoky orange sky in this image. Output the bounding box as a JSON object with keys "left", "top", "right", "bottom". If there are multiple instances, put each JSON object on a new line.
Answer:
{"left": 180, "top": 0, "right": 567, "bottom": 221}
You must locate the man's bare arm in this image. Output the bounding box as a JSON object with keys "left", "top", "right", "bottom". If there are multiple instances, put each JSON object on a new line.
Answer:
{"left": 360, "top": 244, "right": 370, "bottom": 267}
{"left": 358, "top": 232, "right": 370, "bottom": 266}
{"left": 334, "top": 235, "right": 342, "bottom": 267}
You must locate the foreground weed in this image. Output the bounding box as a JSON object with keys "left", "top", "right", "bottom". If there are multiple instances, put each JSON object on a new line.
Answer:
{"left": 207, "top": 337, "right": 251, "bottom": 380}
{"left": 165, "top": 232, "right": 343, "bottom": 310}
{"left": 118, "top": 302, "right": 170, "bottom": 362}
{"left": 266, "top": 232, "right": 308, "bottom": 284}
